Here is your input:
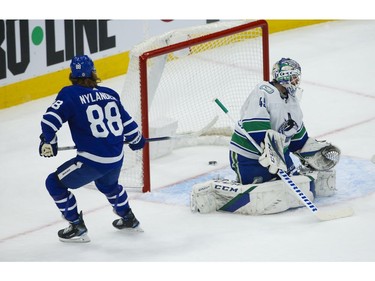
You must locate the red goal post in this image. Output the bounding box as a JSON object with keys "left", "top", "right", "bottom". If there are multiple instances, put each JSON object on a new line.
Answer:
{"left": 120, "top": 20, "right": 269, "bottom": 192}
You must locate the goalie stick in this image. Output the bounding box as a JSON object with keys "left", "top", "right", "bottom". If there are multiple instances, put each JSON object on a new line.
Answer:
{"left": 214, "top": 98, "right": 353, "bottom": 221}
{"left": 58, "top": 115, "right": 219, "bottom": 151}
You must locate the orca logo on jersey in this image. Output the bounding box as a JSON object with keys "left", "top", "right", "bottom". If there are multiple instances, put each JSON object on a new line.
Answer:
{"left": 279, "top": 113, "right": 298, "bottom": 134}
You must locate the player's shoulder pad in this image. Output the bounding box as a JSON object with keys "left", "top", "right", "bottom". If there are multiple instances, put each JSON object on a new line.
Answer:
{"left": 258, "top": 83, "right": 275, "bottom": 95}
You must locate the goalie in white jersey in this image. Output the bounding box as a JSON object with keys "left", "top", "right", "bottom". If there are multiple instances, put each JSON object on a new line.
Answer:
{"left": 191, "top": 58, "right": 341, "bottom": 215}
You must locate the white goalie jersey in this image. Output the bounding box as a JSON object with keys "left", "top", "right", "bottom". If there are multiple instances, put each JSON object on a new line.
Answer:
{"left": 229, "top": 81, "right": 306, "bottom": 160}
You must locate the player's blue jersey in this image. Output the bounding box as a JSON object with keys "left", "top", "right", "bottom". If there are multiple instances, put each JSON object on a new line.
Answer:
{"left": 41, "top": 84, "right": 140, "bottom": 169}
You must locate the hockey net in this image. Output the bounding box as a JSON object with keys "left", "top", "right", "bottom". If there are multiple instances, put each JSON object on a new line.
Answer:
{"left": 119, "top": 20, "right": 269, "bottom": 192}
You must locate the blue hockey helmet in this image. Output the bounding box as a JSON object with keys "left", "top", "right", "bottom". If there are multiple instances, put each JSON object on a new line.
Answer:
{"left": 272, "top": 58, "right": 301, "bottom": 96}
{"left": 70, "top": 55, "right": 95, "bottom": 78}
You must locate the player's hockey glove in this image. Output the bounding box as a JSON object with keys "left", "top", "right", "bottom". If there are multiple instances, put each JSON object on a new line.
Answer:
{"left": 128, "top": 132, "right": 145, "bottom": 151}
{"left": 258, "top": 130, "right": 287, "bottom": 174}
{"left": 39, "top": 134, "right": 58, "bottom": 157}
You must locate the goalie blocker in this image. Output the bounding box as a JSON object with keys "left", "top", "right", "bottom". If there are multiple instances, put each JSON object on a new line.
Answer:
{"left": 190, "top": 170, "right": 337, "bottom": 215}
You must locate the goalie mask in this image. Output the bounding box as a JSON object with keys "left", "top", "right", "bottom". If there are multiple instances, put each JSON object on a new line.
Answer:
{"left": 272, "top": 58, "right": 302, "bottom": 97}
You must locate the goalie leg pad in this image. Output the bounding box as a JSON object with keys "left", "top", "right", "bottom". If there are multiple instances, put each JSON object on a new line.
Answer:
{"left": 299, "top": 168, "right": 337, "bottom": 197}
{"left": 315, "top": 170, "right": 337, "bottom": 197}
{"left": 190, "top": 179, "right": 252, "bottom": 214}
{"left": 190, "top": 182, "right": 216, "bottom": 213}
{"left": 235, "top": 175, "right": 315, "bottom": 215}
{"left": 190, "top": 177, "right": 315, "bottom": 215}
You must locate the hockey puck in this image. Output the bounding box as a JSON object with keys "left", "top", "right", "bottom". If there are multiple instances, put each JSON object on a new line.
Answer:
{"left": 208, "top": 161, "right": 217, "bottom": 166}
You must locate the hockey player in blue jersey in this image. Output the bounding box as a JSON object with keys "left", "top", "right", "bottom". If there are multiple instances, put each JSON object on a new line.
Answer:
{"left": 39, "top": 55, "right": 145, "bottom": 243}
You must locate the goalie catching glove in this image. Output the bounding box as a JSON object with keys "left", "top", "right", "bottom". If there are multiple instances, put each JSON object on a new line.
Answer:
{"left": 258, "top": 130, "right": 287, "bottom": 174}
{"left": 295, "top": 138, "right": 340, "bottom": 171}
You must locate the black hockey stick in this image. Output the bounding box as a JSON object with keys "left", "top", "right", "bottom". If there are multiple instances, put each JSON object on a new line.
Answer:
{"left": 58, "top": 136, "right": 171, "bottom": 151}
{"left": 58, "top": 115, "right": 219, "bottom": 152}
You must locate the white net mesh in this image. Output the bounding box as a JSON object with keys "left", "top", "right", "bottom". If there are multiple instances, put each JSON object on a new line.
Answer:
{"left": 119, "top": 20, "right": 268, "bottom": 191}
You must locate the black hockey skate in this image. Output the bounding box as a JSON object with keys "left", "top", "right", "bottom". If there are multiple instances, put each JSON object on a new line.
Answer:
{"left": 58, "top": 211, "right": 90, "bottom": 243}
{"left": 112, "top": 209, "right": 143, "bottom": 232}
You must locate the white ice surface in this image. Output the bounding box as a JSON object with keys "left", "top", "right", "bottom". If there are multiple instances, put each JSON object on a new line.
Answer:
{"left": 1, "top": 20, "right": 375, "bottom": 279}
